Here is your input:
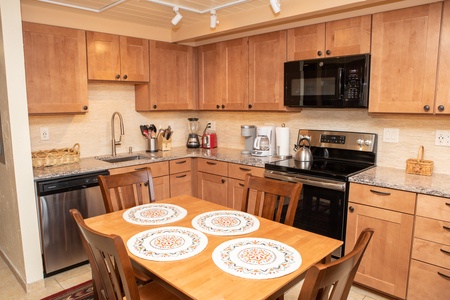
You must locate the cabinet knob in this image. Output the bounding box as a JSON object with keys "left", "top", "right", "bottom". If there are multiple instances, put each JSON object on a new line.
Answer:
{"left": 248, "top": 104, "right": 253, "bottom": 109}
{"left": 326, "top": 50, "right": 331, "bottom": 55}
{"left": 221, "top": 105, "right": 225, "bottom": 109}
{"left": 423, "top": 105, "right": 430, "bottom": 112}
{"left": 115, "top": 74, "right": 120, "bottom": 80}
{"left": 123, "top": 74, "right": 128, "bottom": 80}
{"left": 82, "top": 105, "right": 88, "bottom": 111}
{"left": 153, "top": 105, "right": 157, "bottom": 109}
{"left": 349, "top": 206, "right": 354, "bottom": 212}
{"left": 317, "top": 51, "right": 322, "bottom": 56}
{"left": 221, "top": 178, "right": 226, "bottom": 184}
{"left": 216, "top": 105, "right": 220, "bottom": 109}
{"left": 438, "top": 105, "right": 445, "bottom": 112}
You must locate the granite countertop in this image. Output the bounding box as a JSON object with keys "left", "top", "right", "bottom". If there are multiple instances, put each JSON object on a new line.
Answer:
{"left": 349, "top": 166, "right": 450, "bottom": 199}
{"left": 33, "top": 147, "right": 286, "bottom": 181}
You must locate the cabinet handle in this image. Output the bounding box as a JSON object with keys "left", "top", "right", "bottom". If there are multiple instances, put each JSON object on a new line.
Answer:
{"left": 369, "top": 189, "right": 391, "bottom": 196}
{"left": 153, "top": 105, "right": 157, "bottom": 109}
{"left": 248, "top": 104, "right": 253, "bottom": 109}
{"left": 438, "top": 105, "right": 445, "bottom": 112}
{"left": 446, "top": 202, "right": 450, "bottom": 207}
{"left": 175, "top": 160, "right": 187, "bottom": 164}
{"left": 317, "top": 51, "right": 322, "bottom": 56}
{"left": 326, "top": 50, "right": 331, "bottom": 55}
{"left": 216, "top": 105, "right": 220, "bottom": 109}
{"left": 176, "top": 174, "right": 187, "bottom": 178}
{"left": 115, "top": 74, "right": 120, "bottom": 80}
{"left": 423, "top": 105, "right": 430, "bottom": 112}
{"left": 83, "top": 105, "right": 88, "bottom": 111}
{"left": 206, "top": 161, "right": 217, "bottom": 165}
{"left": 221, "top": 178, "right": 226, "bottom": 184}
{"left": 239, "top": 183, "right": 244, "bottom": 187}
{"left": 123, "top": 74, "right": 128, "bottom": 80}
{"left": 239, "top": 167, "right": 251, "bottom": 172}
{"left": 443, "top": 225, "right": 450, "bottom": 231}
{"left": 437, "top": 272, "right": 450, "bottom": 280}
{"left": 440, "top": 248, "right": 450, "bottom": 255}
{"left": 349, "top": 206, "right": 355, "bottom": 212}
{"left": 221, "top": 105, "right": 225, "bottom": 109}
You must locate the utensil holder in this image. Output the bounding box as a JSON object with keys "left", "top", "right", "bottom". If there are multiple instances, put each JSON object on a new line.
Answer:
{"left": 157, "top": 136, "right": 172, "bottom": 151}
{"left": 405, "top": 145, "right": 433, "bottom": 176}
{"left": 146, "top": 138, "right": 158, "bottom": 152}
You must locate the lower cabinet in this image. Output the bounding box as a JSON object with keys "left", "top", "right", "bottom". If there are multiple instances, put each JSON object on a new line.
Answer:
{"left": 169, "top": 158, "right": 192, "bottom": 197}
{"left": 197, "top": 171, "right": 228, "bottom": 206}
{"left": 227, "top": 163, "right": 264, "bottom": 210}
{"left": 346, "top": 183, "right": 415, "bottom": 299}
{"left": 109, "top": 161, "right": 170, "bottom": 201}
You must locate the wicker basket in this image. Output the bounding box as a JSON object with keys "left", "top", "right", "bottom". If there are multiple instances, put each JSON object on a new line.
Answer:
{"left": 32, "top": 143, "right": 80, "bottom": 168}
{"left": 405, "top": 146, "right": 433, "bottom": 176}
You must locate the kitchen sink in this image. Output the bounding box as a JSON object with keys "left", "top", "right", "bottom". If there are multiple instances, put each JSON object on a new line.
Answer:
{"left": 96, "top": 155, "right": 147, "bottom": 164}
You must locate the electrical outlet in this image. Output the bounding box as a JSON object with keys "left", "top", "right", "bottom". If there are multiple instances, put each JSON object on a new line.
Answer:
{"left": 207, "top": 121, "right": 216, "bottom": 131}
{"left": 435, "top": 130, "right": 450, "bottom": 146}
{"left": 383, "top": 128, "right": 399, "bottom": 143}
{"left": 40, "top": 127, "right": 49, "bottom": 141}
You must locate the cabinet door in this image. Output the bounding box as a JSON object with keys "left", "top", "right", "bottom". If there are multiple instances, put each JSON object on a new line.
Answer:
{"left": 170, "top": 171, "right": 192, "bottom": 197}
{"left": 346, "top": 202, "right": 414, "bottom": 299}
{"left": 287, "top": 23, "right": 325, "bottom": 60}
{"left": 119, "top": 36, "right": 149, "bottom": 82}
{"left": 198, "top": 43, "right": 222, "bottom": 110}
{"left": 369, "top": 3, "right": 442, "bottom": 113}
{"left": 227, "top": 178, "right": 245, "bottom": 210}
{"left": 435, "top": 1, "right": 450, "bottom": 115}
{"left": 22, "top": 22, "right": 88, "bottom": 114}
{"left": 86, "top": 31, "right": 121, "bottom": 81}
{"left": 149, "top": 41, "right": 195, "bottom": 110}
{"left": 220, "top": 38, "right": 249, "bottom": 110}
{"left": 153, "top": 175, "right": 170, "bottom": 200}
{"left": 197, "top": 172, "right": 227, "bottom": 206}
{"left": 248, "top": 31, "right": 287, "bottom": 111}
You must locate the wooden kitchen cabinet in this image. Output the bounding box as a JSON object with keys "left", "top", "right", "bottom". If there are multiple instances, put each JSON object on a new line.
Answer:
{"left": 169, "top": 158, "right": 192, "bottom": 197}
{"left": 287, "top": 15, "right": 371, "bottom": 60}
{"left": 109, "top": 161, "right": 170, "bottom": 201}
{"left": 197, "top": 159, "right": 228, "bottom": 206}
{"left": 227, "top": 163, "right": 264, "bottom": 210}
{"left": 86, "top": 31, "right": 149, "bottom": 82}
{"left": 22, "top": 22, "right": 88, "bottom": 114}
{"left": 198, "top": 37, "right": 248, "bottom": 110}
{"left": 408, "top": 194, "right": 450, "bottom": 300}
{"left": 368, "top": 3, "right": 442, "bottom": 114}
{"left": 135, "top": 41, "right": 196, "bottom": 111}
{"left": 346, "top": 183, "right": 415, "bottom": 299}
{"left": 434, "top": 1, "right": 450, "bottom": 115}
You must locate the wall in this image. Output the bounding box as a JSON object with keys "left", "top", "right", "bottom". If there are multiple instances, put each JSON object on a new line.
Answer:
{"left": 29, "top": 84, "right": 450, "bottom": 175}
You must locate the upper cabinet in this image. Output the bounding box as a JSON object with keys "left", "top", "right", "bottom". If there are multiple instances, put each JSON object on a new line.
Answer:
{"left": 135, "top": 41, "right": 196, "bottom": 111}
{"left": 368, "top": 3, "right": 442, "bottom": 114}
{"left": 435, "top": 1, "right": 450, "bottom": 115}
{"left": 287, "top": 15, "right": 371, "bottom": 60}
{"left": 86, "top": 31, "right": 149, "bottom": 82}
{"left": 22, "top": 22, "right": 89, "bottom": 114}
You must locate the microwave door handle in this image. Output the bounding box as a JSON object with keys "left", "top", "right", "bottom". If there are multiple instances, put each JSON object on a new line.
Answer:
{"left": 338, "top": 68, "right": 345, "bottom": 100}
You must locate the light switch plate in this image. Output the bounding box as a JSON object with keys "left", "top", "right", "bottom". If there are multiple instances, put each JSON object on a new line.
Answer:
{"left": 383, "top": 128, "right": 399, "bottom": 143}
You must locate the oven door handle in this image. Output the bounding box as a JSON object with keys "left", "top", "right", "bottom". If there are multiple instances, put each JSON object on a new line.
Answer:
{"left": 264, "top": 171, "right": 346, "bottom": 191}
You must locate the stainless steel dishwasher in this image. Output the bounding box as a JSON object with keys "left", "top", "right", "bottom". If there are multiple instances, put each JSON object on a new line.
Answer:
{"left": 35, "top": 170, "right": 109, "bottom": 276}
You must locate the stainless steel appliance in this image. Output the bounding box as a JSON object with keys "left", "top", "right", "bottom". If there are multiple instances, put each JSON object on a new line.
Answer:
{"left": 241, "top": 125, "right": 256, "bottom": 154}
{"left": 36, "top": 170, "right": 109, "bottom": 276}
{"left": 251, "top": 126, "right": 276, "bottom": 157}
{"left": 264, "top": 129, "right": 377, "bottom": 257}
{"left": 186, "top": 117, "right": 201, "bottom": 148}
{"left": 284, "top": 54, "right": 370, "bottom": 108}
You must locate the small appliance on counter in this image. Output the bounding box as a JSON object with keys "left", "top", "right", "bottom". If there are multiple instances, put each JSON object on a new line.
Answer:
{"left": 251, "top": 125, "right": 276, "bottom": 157}
{"left": 202, "top": 122, "right": 217, "bottom": 149}
{"left": 241, "top": 125, "right": 256, "bottom": 154}
{"left": 186, "top": 117, "right": 201, "bottom": 148}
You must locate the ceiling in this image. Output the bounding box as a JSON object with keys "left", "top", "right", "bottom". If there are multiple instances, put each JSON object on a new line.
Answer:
{"left": 20, "top": 0, "right": 440, "bottom": 44}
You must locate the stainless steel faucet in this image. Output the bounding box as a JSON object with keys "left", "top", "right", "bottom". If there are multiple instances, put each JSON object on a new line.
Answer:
{"left": 111, "top": 112, "right": 124, "bottom": 156}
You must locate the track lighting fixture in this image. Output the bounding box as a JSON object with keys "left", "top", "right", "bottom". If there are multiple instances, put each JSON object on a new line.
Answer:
{"left": 171, "top": 6, "right": 182, "bottom": 26}
{"left": 210, "top": 10, "right": 218, "bottom": 29}
{"left": 270, "top": 0, "right": 281, "bottom": 14}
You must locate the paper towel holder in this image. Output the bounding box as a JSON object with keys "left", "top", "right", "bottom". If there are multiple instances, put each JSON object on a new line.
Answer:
{"left": 275, "top": 124, "right": 292, "bottom": 159}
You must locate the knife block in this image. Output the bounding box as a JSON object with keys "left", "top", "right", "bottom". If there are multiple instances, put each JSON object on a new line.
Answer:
{"left": 157, "top": 135, "right": 172, "bottom": 151}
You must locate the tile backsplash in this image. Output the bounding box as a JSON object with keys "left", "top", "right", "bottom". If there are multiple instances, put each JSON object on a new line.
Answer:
{"left": 29, "top": 83, "right": 450, "bottom": 175}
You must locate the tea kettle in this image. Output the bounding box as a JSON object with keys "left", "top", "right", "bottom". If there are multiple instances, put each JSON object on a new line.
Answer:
{"left": 294, "top": 138, "right": 313, "bottom": 162}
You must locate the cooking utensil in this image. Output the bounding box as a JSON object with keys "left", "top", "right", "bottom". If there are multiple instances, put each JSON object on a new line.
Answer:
{"left": 140, "top": 125, "right": 149, "bottom": 138}
{"left": 294, "top": 138, "right": 313, "bottom": 162}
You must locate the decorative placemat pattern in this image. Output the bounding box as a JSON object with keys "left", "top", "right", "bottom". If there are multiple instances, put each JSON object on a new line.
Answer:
{"left": 123, "top": 203, "right": 187, "bottom": 225}
{"left": 127, "top": 226, "right": 208, "bottom": 261}
{"left": 192, "top": 210, "right": 260, "bottom": 236}
{"left": 212, "top": 238, "right": 301, "bottom": 279}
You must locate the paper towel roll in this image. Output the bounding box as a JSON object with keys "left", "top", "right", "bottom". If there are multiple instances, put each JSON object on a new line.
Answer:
{"left": 276, "top": 127, "right": 290, "bottom": 156}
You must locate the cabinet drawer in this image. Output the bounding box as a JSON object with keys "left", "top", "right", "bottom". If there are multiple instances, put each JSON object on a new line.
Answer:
{"left": 228, "top": 163, "right": 264, "bottom": 180}
{"left": 349, "top": 183, "right": 416, "bottom": 214}
{"left": 109, "top": 161, "right": 169, "bottom": 177}
{"left": 408, "top": 260, "right": 450, "bottom": 300}
{"left": 197, "top": 159, "right": 228, "bottom": 177}
{"left": 412, "top": 238, "right": 450, "bottom": 269}
{"left": 170, "top": 158, "right": 191, "bottom": 174}
{"left": 415, "top": 216, "right": 450, "bottom": 245}
{"left": 417, "top": 194, "right": 450, "bottom": 221}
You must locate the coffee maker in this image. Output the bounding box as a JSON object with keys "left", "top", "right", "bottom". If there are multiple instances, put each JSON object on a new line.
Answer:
{"left": 251, "top": 126, "right": 276, "bottom": 157}
{"left": 241, "top": 125, "right": 256, "bottom": 154}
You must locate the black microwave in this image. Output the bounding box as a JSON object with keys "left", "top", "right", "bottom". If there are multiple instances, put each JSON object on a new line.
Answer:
{"left": 284, "top": 54, "right": 370, "bottom": 108}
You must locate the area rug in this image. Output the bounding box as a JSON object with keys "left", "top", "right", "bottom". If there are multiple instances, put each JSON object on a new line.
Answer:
{"left": 41, "top": 280, "right": 94, "bottom": 300}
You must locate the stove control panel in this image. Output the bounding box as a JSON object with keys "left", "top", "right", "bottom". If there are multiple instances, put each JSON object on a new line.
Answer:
{"left": 321, "top": 135, "right": 346, "bottom": 144}
{"left": 298, "top": 130, "right": 377, "bottom": 152}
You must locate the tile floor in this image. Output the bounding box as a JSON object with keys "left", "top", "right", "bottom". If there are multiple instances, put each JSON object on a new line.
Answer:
{"left": 1, "top": 256, "right": 390, "bottom": 300}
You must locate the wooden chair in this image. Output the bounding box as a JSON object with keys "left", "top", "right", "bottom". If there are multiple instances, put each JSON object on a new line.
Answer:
{"left": 297, "top": 228, "right": 374, "bottom": 300}
{"left": 240, "top": 174, "right": 303, "bottom": 226}
{"left": 70, "top": 209, "right": 179, "bottom": 300}
{"left": 98, "top": 167, "right": 156, "bottom": 213}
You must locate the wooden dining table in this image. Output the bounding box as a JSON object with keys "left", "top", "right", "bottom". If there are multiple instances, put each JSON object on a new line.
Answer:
{"left": 85, "top": 195, "right": 343, "bottom": 300}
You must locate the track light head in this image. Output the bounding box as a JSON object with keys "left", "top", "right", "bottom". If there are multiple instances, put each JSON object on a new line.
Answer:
{"left": 171, "top": 6, "right": 182, "bottom": 26}
{"left": 210, "top": 9, "right": 218, "bottom": 29}
{"left": 270, "top": 0, "right": 280, "bottom": 14}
